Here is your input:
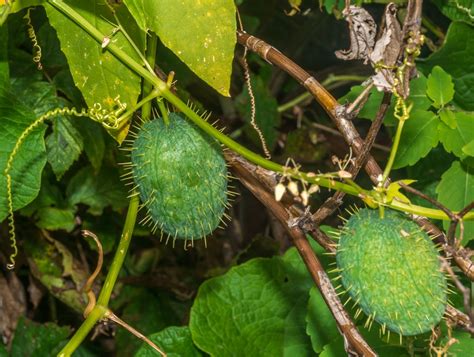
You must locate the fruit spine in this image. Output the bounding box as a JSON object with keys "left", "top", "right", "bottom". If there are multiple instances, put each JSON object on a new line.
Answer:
{"left": 334, "top": 208, "right": 447, "bottom": 337}
{"left": 125, "top": 113, "right": 230, "bottom": 243}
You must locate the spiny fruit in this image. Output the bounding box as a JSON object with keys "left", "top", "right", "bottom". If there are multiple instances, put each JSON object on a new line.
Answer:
{"left": 335, "top": 208, "right": 447, "bottom": 336}
{"left": 130, "top": 113, "right": 228, "bottom": 241}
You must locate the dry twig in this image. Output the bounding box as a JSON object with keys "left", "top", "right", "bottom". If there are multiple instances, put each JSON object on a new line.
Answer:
{"left": 227, "top": 151, "right": 376, "bottom": 356}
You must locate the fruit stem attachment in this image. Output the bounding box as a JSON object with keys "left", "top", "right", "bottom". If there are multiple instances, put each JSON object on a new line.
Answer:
{"left": 58, "top": 194, "right": 140, "bottom": 356}
{"left": 117, "top": 89, "right": 161, "bottom": 124}
{"left": 157, "top": 98, "right": 170, "bottom": 126}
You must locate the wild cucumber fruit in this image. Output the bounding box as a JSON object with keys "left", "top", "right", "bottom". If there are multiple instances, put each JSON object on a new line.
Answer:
{"left": 130, "top": 113, "right": 228, "bottom": 241}
{"left": 336, "top": 208, "right": 447, "bottom": 336}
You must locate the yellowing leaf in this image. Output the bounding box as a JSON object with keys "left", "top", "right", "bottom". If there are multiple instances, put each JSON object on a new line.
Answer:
{"left": 124, "top": 0, "right": 236, "bottom": 96}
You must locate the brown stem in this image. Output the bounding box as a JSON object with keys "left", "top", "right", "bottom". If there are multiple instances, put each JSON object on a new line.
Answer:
{"left": 400, "top": 184, "right": 456, "bottom": 221}
{"left": 311, "top": 92, "right": 392, "bottom": 224}
{"left": 237, "top": 12, "right": 474, "bottom": 281}
{"left": 447, "top": 202, "right": 474, "bottom": 245}
{"left": 106, "top": 311, "right": 167, "bottom": 356}
{"left": 441, "top": 258, "right": 474, "bottom": 328}
{"left": 227, "top": 152, "right": 376, "bottom": 356}
{"left": 237, "top": 31, "right": 384, "bottom": 183}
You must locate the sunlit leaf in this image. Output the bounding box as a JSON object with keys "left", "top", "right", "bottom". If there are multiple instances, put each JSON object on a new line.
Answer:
{"left": 426, "top": 66, "right": 454, "bottom": 108}
{"left": 393, "top": 110, "right": 439, "bottom": 168}
{"left": 44, "top": 0, "right": 144, "bottom": 142}
{"left": 123, "top": 0, "right": 236, "bottom": 96}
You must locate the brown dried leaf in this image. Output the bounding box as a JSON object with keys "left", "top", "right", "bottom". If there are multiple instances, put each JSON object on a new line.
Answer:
{"left": 0, "top": 272, "right": 26, "bottom": 345}
{"left": 335, "top": 6, "right": 377, "bottom": 63}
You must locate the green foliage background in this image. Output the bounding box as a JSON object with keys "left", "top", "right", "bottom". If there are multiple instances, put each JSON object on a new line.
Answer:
{"left": 0, "top": 0, "right": 473, "bottom": 356}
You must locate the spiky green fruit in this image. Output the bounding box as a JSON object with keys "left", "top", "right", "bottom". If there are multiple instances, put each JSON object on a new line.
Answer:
{"left": 130, "top": 113, "right": 228, "bottom": 240}
{"left": 336, "top": 208, "right": 447, "bottom": 336}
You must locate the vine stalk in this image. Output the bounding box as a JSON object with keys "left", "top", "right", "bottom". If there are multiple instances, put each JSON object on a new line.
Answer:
{"left": 58, "top": 194, "right": 140, "bottom": 356}
{"left": 47, "top": 0, "right": 474, "bottom": 222}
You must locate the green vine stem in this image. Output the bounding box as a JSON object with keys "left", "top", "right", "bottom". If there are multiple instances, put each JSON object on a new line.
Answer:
{"left": 47, "top": 0, "right": 474, "bottom": 222}
{"left": 141, "top": 33, "right": 158, "bottom": 122}
{"left": 381, "top": 115, "right": 406, "bottom": 183}
{"left": 382, "top": 95, "right": 411, "bottom": 184}
{"left": 58, "top": 194, "right": 140, "bottom": 356}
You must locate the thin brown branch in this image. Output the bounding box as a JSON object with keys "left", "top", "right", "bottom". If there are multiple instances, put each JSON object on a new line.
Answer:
{"left": 399, "top": 183, "right": 456, "bottom": 221}
{"left": 311, "top": 92, "right": 392, "bottom": 224}
{"left": 106, "top": 311, "right": 167, "bottom": 357}
{"left": 445, "top": 305, "right": 474, "bottom": 334}
{"left": 237, "top": 31, "right": 384, "bottom": 183}
{"left": 448, "top": 202, "right": 474, "bottom": 245}
{"left": 309, "top": 123, "right": 390, "bottom": 152}
{"left": 441, "top": 258, "right": 474, "bottom": 329}
{"left": 237, "top": 14, "right": 474, "bottom": 281}
{"left": 226, "top": 151, "right": 376, "bottom": 356}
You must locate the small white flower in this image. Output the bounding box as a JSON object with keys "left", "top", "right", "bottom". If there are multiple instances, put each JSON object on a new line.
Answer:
{"left": 287, "top": 181, "right": 299, "bottom": 196}
{"left": 308, "top": 184, "right": 320, "bottom": 194}
{"left": 274, "top": 183, "right": 286, "bottom": 201}
{"left": 301, "top": 190, "right": 309, "bottom": 206}
{"left": 338, "top": 170, "right": 352, "bottom": 179}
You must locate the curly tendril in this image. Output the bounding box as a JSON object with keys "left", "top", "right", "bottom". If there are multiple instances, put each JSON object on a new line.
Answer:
{"left": 4, "top": 101, "right": 127, "bottom": 269}
{"left": 24, "top": 8, "right": 43, "bottom": 70}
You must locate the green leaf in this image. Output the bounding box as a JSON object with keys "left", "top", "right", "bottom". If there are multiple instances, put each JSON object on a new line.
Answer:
{"left": 10, "top": 1, "right": 45, "bottom": 14}
{"left": 123, "top": 0, "right": 236, "bottom": 96}
{"left": 11, "top": 78, "right": 67, "bottom": 117}
{"left": 438, "top": 329, "right": 474, "bottom": 356}
{"left": 426, "top": 66, "right": 455, "bottom": 108}
{"left": 113, "top": 287, "right": 182, "bottom": 356}
{"left": 0, "top": 24, "right": 8, "bottom": 86}
{"left": 393, "top": 110, "right": 439, "bottom": 168}
{"left": 439, "top": 108, "right": 457, "bottom": 129}
{"left": 0, "top": 2, "right": 12, "bottom": 26}
{"left": 190, "top": 247, "right": 314, "bottom": 356}
{"left": 339, "top": 74, "right": 430, "bottom": 126}
{"left": 46, "top": 116, "right": 84, "bottom": 179}
{"left": 0, "top": 344, "right": 7, "bottom": 357}
{"left": 305, "top": 287, "right": 338, "bottom": 353}
{"left": 438, "top": 112, "right": 474, "bottom": 158}
{"left": 24, "top": 234, "right": 88, "bottom": 312}
{"left": 76, "top": 119, "right": 105, "bottom": 172}
{"left": 66, "top": 165, "right": 128, "bottom": 215}
{"left": 436, "top": 161, "right": 474, "bottom": 244}
{"left": 320, "top": 336, "right": 346, "bottom": 357}
{"left": 0, "top": 89, "right": 47, "bottom": 221}
{"left": 81, "top": 214, "right": 121, "bottom": 254}
{"left": 433, "top": 0, "right": 474, "bottom": 25}
{"left": 463, "top": 139, "right": 474, "bottom": 156}
{"left": 236, "top": 75, "right": 281, "bottom": 150}
{"left": 359, "top": 328, "right": 411, "bottom": 356}
{"left": 420, "top": 22, "right": 474, "bottom": 110}
{"left": 35, "top": 206, "right": 76, "bottom": 231}
{"left": 44, "top": 1, "right": 143, "bottom": 110}
{"left": 10, "top": 317, "right": 70, "bottom": 357}
{"left": 135, "top": 327, "right": 202, "bottom": 357}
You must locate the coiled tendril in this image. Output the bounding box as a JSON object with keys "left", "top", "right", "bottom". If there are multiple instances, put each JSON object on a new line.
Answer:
{"left": 5, "top": 99, "right": 127, "bottom": 269}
